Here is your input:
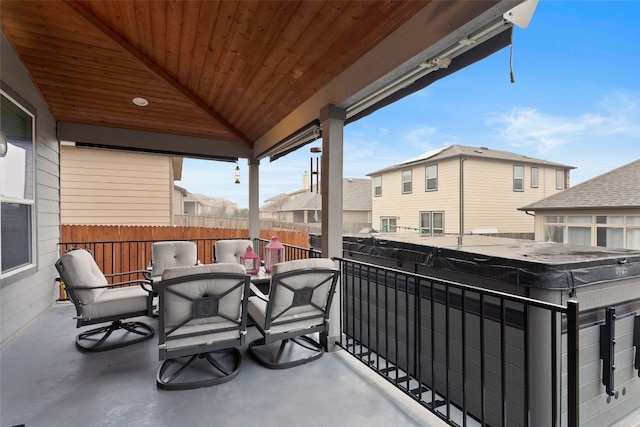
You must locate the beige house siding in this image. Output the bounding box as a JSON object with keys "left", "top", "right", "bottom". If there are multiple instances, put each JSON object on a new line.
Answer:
{"left": 173, "top": 187, "right": 185, "bottom": 216}
{"left": 371, "top": 156, "right": 568, "bottom": 235}
{"left": 372, "top": 157, "right": 460, "bottom": 233}
{"left": 60, "top": 146, "right": 171, "bottom": 225}
{"left": 463, "top": 159, "right": 561, "bottom": 234}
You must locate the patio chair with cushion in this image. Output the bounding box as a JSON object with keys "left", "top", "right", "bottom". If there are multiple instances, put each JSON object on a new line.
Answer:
{"left": 247, "top": 258, "right": 340, "bottom": 369}
{"left": 156, "top": 263, "right": 251, "bottom": 390}
{"left": 214, "top": 239, "right": 253, "bottom": 264}
{"left": 148, "top": 241, "right": 198, "bottom": 290}
{"left": 55, "top": 249, "right": 154, "bottom": 352}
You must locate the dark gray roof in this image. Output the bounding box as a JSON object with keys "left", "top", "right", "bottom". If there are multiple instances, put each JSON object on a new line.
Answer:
{"left": 520, "top": 158, "right": 640, "bottom": 210}
{"left": 367, "top": 144, "right": 574, "bottom": 175}
{"left": 266, "top": 178, "right": 371, "bottom": 212}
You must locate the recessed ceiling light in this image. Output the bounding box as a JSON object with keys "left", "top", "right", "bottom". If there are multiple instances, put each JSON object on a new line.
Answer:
{"left": 132, "top": 97, "right": 148, "bottom": 107}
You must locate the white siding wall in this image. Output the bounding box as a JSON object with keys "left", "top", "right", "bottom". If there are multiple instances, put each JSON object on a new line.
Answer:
{"left": 1, "top": 31, "right": 60, "bottom": 347}
{"left": 60, "top": 146, "right": 171, "bottom": 225}
{"left": 371, "top": 156, "right": 567, "bottom": 235}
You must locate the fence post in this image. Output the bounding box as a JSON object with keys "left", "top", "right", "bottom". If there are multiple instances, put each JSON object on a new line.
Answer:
{"left": 567, "top": 299, "right": 580, "bottom": 427}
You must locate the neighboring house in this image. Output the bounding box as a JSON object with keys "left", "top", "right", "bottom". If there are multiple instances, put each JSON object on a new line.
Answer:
{"left": 519, "top": 159, "right": 640, "bottom": 249}
{"left": 183, "top": 191, "right": 237, "bottom": 217}
{"left": 260, "top": 175, "right": 372, "bottom": 233}
{"left": 260, "top": 193, "right": 290, "bottom": 222}
{"left": 60, "top": 143, "right": 182, "bottom": 225}
{"left": 173, "top": 185, "right": 187, "bottom": 216}
{"left": 367, "top": 144, "right": 574, "bottom": 236}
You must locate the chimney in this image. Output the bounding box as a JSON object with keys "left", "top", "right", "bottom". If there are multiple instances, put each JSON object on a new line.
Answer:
{"left": 303, "top": 171, "right": 310, "bottom": 190}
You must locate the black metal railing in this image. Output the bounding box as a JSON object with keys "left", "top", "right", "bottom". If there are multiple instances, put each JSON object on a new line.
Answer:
{"left": 335, "top": 257, "right": 579, "bottom": 427}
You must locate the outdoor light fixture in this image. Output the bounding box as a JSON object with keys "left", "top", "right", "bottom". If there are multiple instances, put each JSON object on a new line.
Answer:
{"left": 0, "top": 132, "right": 7, "bottom": 157}
{"left": 235, "top": 161, "right": 240, "bottom": 184}
{"left": 132, "top": 97, "right": 149, "bottom": 107}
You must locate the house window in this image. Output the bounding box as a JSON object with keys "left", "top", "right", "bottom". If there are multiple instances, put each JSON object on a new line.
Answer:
{"left": 513, "top": 165, "right": 524, "bottom": 191}
{"left": 1, "top": 91, "right": 36, "bottom": 276}
{"left": 544, "top": 216, "right": 565, "bottom": 243}
{"left": 545, "top": 214, "right": 640, "bottom": 249}
{"left": 627, "top": 216, "right": 640, "bottom": 249}
{"left": 531, "top": 167, "right": 539, "bottom": 188}
{"left": 425, "top": 165, "right": 437, "bottom": 191}
{"left": 556, "top": 170, "right": 565, "bottom": 190}
{"left": 596, "top": 216, "right": 624, "bottom": 248}
{"left": 374, "top": 175, "right": 382, "bottom": 197}
{"left": 402, "top": 170, "right": 412, "bottom": 194}
{"left": 380, "top": 217, "right": 397, "bottom": 233}
{"left": 420, "top": 211, "right": 444, "bottom": 234}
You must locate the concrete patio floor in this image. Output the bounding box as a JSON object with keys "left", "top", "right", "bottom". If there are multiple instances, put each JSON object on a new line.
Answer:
{"left": 1, "top": 302, "right": 445, "bottom": 427}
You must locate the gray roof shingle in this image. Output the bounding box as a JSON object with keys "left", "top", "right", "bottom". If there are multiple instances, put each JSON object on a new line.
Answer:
{"left": 367, "top": 144, "right": 574, "bottom": 175}
{"left": 520, "top": 158, "right": 640, "bottom": 210}
{"left": 265, "top": 178, "right": 371, "bottom": 212}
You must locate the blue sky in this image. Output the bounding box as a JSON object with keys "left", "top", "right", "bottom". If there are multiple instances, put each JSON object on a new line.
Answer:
{"left": 180, "top": 1, "right": 640, "bottom": 208}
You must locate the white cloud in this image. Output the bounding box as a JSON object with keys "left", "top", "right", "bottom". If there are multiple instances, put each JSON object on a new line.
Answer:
{"left": 487, "top": 92, "right": 640, "bottom": 153}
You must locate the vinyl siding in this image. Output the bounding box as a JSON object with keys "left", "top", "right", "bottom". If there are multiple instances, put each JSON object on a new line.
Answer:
{"left": 60, "top": 146, "right": 171, "bottom": 225}
{"left": 372, "top": 157, "right": 460, "bottom": 233}
{"left": 371, "top": 156, "right": 568, "bottom": 235}
{"left": 1, "top": 31, "right": 60, "bottom": 347}
{"left": 463, "top": 159, "right": 561, "bottom": 233}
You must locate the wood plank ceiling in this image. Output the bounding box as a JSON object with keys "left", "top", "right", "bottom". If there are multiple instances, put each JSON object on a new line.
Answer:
{"left": 1, "top": 0, "right": 429, "bottom": 154}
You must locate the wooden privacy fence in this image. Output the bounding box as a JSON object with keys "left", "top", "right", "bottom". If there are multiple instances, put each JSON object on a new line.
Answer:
{"left": 59, "top": 225, "right": 310, "bottom": 276}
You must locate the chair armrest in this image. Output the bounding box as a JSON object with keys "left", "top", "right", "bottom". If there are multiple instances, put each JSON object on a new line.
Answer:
{"left": 250, "top": 283, "right": 269, "bottom": 302}
{"left": 67, "top": 279, "right": 153, "bottom": 294}
{"left": 105, "top": 269, "right": 150, "bottom": 279}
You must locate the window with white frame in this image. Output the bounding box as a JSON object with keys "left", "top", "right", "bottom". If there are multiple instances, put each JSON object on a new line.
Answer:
{"left": 531, "top": 167, "right": 539, "bottom": 188}
{"left": 374, "top": 175, "right": 382, "bottom": 197}
{"left": 544, "top": 214, "right": 640, "bottom": 249}
{"left": 425, "top": 164, "right": 437, "bottom": 191}
{"left": 380, "top": 217, "right": 397, "bottom": 233}
{"left": 1, "top": 91, "right": 36, "bottom": 276}
{"left": 567, "top": 215, "right": 591, "bottom": 246}
{"left": 596, "top": 216, "right": 624, "bottom": 248}
{"left": 513, "top": 165, "right": 524, "bottom": 191}
{"left": 556, "top": 170, "right": 565, "bottom": 190}
{"left": 544, "top": 216, "right": 565, "bottom": 243}
{"left": 626, "top": 216, "right": 640, "bottom": 249}
{"left": 420, "top": 211, "right": 444, "bottom": 234}
{"left": 402, "top": 169, "right": 412, "bottom": 194}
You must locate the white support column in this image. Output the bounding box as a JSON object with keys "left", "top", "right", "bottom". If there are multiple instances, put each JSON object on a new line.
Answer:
{"left": 248, "top": 158, "right": 260, "bottom": 243}
{"left": 320, "top": 104, "right": 346, "bottom": 352}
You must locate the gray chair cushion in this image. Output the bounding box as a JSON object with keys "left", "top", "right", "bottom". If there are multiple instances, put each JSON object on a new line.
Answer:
{"left": 160, "top": 263, "right": 248, "bottom": 351}
{"left": 59, "top": 249, "right": 108, "bottom": 305}
{"left": 151, "top": 241, "right": 198, "bottom": 278}
{"left": 214, "top": 240, "right": 253, "bottom": 264}
{"left": 82, "top": 286, "right": 150, "bottom": 319}
{"left": 248, "top": 258, "right": 337, "bottom": 334}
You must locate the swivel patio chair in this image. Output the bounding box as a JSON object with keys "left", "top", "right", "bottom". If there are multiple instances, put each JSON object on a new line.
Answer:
{"left": 214, "top": 239, "right": 253, "bottom": 264}
{"left": 148, "top": 241, "right": 198, "bottom": 291}
{"left": 247, "top": 258, "right": 340, "bottom": 369}
{"left": 156, "top": 263, "right": 250, "bottom": 390}
{"left": 55, "top": 249, "right": 154, "bottom": 352}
